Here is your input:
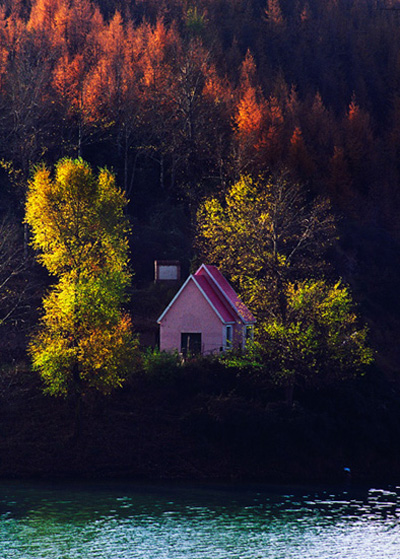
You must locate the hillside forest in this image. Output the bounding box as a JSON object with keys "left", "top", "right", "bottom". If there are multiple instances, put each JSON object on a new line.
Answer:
{"left": 0, "top": 0, "right": 400, "bottom": 480}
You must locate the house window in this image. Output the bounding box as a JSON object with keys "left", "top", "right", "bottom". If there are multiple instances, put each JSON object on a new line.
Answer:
{"left": 244, "top": 325, "right": 254, "bottom": 346}
{"left": 225, "top": 325, "right": 233, "bottom": 350}
{"left": 181, "top": 333, "right": 202, "bottom": 356}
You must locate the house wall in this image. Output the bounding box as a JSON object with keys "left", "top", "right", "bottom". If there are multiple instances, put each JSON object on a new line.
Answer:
{"left": 159, "top": 279, "right": 227, "bottom": 354}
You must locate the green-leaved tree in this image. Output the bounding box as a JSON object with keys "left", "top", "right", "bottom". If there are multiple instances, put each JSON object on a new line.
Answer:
{"left": 251, "top": 280, "right": 373, "bottom": 396}
{"left": 25, "top": 158, "right": 138, "bottom": 396}
{"left": 197, "top": 172, "right": 373, "bottom": 398}
{"left": 197, "top": 172, "right": 336, "bottom": 321}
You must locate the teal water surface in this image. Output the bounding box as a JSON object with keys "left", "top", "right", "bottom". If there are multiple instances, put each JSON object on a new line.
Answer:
{"left": 0, "top": 481, "right": 399, "bottom": 558}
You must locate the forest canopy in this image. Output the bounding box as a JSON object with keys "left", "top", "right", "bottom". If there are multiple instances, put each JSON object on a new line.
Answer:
{"left": 0, "top": 0, "right": 398, "bottom": 233}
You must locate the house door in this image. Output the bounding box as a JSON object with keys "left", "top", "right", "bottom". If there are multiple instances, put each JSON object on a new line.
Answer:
{"left": 181, "top": 333, "right": 202, "bottom": 356}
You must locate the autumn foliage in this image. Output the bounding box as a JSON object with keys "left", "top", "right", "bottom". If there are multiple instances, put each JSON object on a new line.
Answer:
{"left": 0, "top": 0, "right": 398, "bottom": 369}
{"left": 25, "top": 158, "right": 138, "bottom": 396}
{"left": 0, "top": 0, "right": 397, "bottom": 225}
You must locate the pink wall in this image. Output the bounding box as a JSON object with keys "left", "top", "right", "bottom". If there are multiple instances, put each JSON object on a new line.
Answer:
{"left": 160, "top": 279, "right": 228, "bottom": 354}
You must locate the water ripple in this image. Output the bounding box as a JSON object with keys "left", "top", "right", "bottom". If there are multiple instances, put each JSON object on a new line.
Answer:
{"left": 0, "top": 482, "right": 399, "bottom": 558}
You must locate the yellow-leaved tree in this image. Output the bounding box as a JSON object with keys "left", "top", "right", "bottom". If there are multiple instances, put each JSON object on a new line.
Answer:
{"left": 197, "top": 172, "right": 336, "bottom": 322}
{"left": 197, "top": 172, "right": 373, "bottom": 402}
{"left": 25, "top": 157, "right": 138, "bottom": 397}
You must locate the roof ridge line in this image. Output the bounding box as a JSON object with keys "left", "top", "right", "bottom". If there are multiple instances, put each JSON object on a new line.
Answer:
{"left": 191, "top": 275, "right": 233, "bottom": 324}
{"left": 158, "top": 272, "right": 235, "bottom": 325}
{"left": 199, "top": 264, "right": 249, "bottom": 322}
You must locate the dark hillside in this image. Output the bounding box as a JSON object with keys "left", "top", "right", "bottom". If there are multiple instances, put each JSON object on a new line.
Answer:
{"left": 0, "top": 0, "right": 398, "bottom": 481}
{"left": 0, "top": 362, "right": 400, "bottom": 483}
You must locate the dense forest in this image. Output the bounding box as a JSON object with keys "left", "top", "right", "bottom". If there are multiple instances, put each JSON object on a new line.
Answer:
{"left": 1, "top": 0, "right": 400, "bottom": 481}
{"left": 0, "top": 0, "right": 398, "bottom": 365}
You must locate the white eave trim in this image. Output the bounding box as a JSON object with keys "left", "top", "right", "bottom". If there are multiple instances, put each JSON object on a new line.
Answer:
{"left": 157, "top": 275, "right": 235, "bottom": 325}
{"left": 157, "top": 274, "right": 193, "bottom": 323}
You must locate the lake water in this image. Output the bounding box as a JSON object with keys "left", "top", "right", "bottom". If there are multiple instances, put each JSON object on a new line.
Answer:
{"left": 0, "top": 481, "right": 399, "bottom": 558}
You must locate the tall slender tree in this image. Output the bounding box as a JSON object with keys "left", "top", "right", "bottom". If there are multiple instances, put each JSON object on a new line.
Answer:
{"left": 25, "top": 158, "right": 138, "bottom": 396}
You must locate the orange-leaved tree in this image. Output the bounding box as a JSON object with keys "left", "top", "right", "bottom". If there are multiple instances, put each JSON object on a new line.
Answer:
{"left": 25, "top": 157, "right": 138, "bottom": 397}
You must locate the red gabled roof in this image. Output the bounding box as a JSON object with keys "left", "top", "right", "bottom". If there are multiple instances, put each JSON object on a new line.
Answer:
{"left": 194, "top": 264, "right": 256, "bottom": 324}
{"left": 193, "top": 274, "right": 236, "bottom": 323}
{"left": 157, "top": 264, "right": 256, "bottom": 325}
